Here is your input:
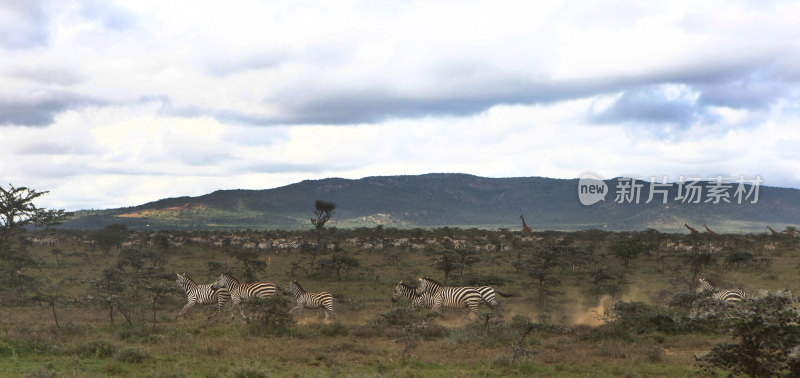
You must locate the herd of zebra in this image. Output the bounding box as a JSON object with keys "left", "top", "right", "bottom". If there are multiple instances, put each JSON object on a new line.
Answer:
{"left": 176, "top": 272, "right": 338, "bottom": 320}
{"left": 175, "top": 272, "right": 745, "bottom": 321}
{"left": 175, "top": 272, "right": 514, "bottom": 320}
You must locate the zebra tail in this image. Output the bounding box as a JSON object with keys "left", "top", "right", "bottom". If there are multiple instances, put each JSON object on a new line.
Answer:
{"left": 495, "top": 291, "right": 514, "bottom": 297}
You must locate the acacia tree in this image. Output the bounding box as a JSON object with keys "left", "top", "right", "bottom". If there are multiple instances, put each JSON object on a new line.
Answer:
{"left": 525, "top": 246, "right": 562, "bottom": 307}
{"left": 0, "top": 185, "right": 71, "bottom": 288}
{"left": 93, "top": 224, "right": 129, "bottom": 255}
{"left": 698, "top": 290, "right": 800, "bottom": 377}
{"left": 225, "top": 247, "right": 267, "bottom": 282}
{"left": 454, "top": 248, "right": 481, "bottom": 279}
{"left": 310, "top": 200, "right": 336, "bottom": 266}
{"left": 319, "top": 254, "right": 361, "bottom": 281}
{"left": 432, "top": 250, "right": 460, "bottom": 284}
{"left": 609, "top": 239, "right": 647, "bottom": 269}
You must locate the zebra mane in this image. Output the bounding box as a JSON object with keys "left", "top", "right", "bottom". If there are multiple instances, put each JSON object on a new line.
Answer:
{"left": 699, "top": 278, "right": 716, "bottom": 286}
{"left": 222, "top": 271, "right": 240, "bottom": 283}
{"left": 420, "top": 276, "right": 442, "bottom": 287}
{"left": 290, "top": 280, "right": 305, "bottom": 292}
{"left": 398, "top": 281, "right": 417, "bottom": 291}
{"left": 178, "top": 272, "right": 196, "bottom": 284}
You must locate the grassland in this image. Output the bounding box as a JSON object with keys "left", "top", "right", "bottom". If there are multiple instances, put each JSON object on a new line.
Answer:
{"left": 2, "top": 227, "right": 798, "bottom": 377}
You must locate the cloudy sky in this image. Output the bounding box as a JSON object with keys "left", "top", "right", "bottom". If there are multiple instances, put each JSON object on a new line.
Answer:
{"left": 2, "top": 0, "right": 799, "bottom": 211}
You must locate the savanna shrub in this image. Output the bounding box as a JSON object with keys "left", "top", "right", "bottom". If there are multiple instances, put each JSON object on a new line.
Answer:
{"left": 449, "top": 313, "right": 511, "bottom": 346}
{"left": 376, "top": 307, "right": 417, "bottom": 327}
{"left": 114, "top": 347, "right": 148, "bottom": 363}
{"left": 319, "top": 322, "right": 349, "bottom": 337}
{"left": 606, "top": 301, "right": 681, "bottom": 335}
{"left": 72, "top": 340, "right": 117, "bottom": 358}
{"left": 230, "top": 366, "right": 269, "bottom": 378}
{"left": 0, "top": 338, "right": 16, "bottom": 357}
{"left": 24, "top": 367, "right": 56, "bottom": 378}
{"left": 697, "top": 290, "right": 800, "bottom": 377}
{"left": 667, "top": 290, "right": 710, "bottom": 311}
{"left": 245, "top": 296, "right": 296, "bottom": 337}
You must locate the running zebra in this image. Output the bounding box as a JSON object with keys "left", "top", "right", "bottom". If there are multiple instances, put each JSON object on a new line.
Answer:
{"left": 391, "top": 281, "right": 436, "bottom": 309}
{"left": 416, "top": 277, "right": 482, "bottom": 317}
{"left": 284, "top": 280, "right": 337, "bottom": 320}
{"left": 697, "top": 278, "right": 745, "bottom": 302}
{"left": 210, "top": 271, "right": 278, "bottom": 320}
{"left": 175, "top": 272, "right": 231, "bottom": 319}
{"left": 473, "top": 286, "right": 513, "bottom": 309}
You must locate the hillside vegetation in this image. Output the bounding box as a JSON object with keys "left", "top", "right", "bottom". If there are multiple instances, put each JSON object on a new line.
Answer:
{"left": 62, "top": 173, "right": 800, "bottom": 233}
{"left": 2, "top": 226, "right": 800, "bottom": 376}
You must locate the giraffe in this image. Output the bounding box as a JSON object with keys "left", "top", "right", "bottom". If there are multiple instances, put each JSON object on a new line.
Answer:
{"left": 767, "top": 226, "right": 781, "bottom": 236}
{"left": 684, "top": 223, "right": 700, "bottom": 235}
{"left": 703, "top": 224, "right": 717, "bottom": 235}
{"left": 520, "top": 215, "right": 533, "bottom": 236}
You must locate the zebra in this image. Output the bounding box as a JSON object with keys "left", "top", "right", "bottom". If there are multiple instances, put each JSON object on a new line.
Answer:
{"left": 284, "top": 280, "right": 337, "bottom": 320}
{"left": 473, "top": 286, "right": 513, "bottom": 309}
{"left": 697, "top": 278, "right": 745, "bottom": 302}
{"left": 415, "top": 277, "right": 482, "bottom": 317}
{"left": 175, "top": 272, "right": 231, "bottom": 319}
{"left": 210, "top": 271, "right": 278, "bottom": 320}
{"left": 391, "top": 281, "right": 436, "bottom": 309}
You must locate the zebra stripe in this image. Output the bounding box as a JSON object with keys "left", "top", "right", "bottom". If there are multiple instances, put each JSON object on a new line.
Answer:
{"left": 175, "top": 272, "right": 231, "bottom": 319}
{"left": 392, "top": 281, "right": 435, "bottom": 309}
{"left": 211, "top": 271, "right": 278, "bottom": 319}
{"left": 284, "top": 280, "right": 337, "bottom": 320}
{"left": 416, "top": 277, "right": 482, "bottom": 316}
{"left": 697, "top": 278, "right": 745, "bottom": 302}
{"left": 473, "top": 286, "right": 512, "bottom": 309}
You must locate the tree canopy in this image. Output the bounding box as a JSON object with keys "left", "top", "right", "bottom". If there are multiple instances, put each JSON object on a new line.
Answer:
{"left": 0, "top": 184, "right": 72, "bottom": 248}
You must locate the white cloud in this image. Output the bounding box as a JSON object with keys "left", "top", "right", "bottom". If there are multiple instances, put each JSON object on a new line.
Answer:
{"left": 1, "top": 0, "right": 799, "bottom": 210}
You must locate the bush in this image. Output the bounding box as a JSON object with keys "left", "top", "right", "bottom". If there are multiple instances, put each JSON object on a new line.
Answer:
{"left": 606, "top": 301, "right": 681, "bottom": 335}
{"left": 375, "top": 307, "right": 417, "bottom": 327}
{"left": 457, "top": 273, "right": 510, "bottom": 287}
{"left": 245, "top": 296, "right": 296, "bottom": 337}
{"left": 24, "top": 367, "right": 56, "bottom": 378}
{"left": 114, "top": 347, "right": 149, "bottom": 363}
{"left": 449, "top": 313, "right": 509, "bottom": 346}
{"left": 72, "top": 340, "right": 117, "bottom": 358}
{"left": 667, "top": 290, "right": 709, "bottom": 310}
{"left": 0, "top": 338, "right": 16, "bottom": 357}
{"left": 319, "top": 322, "right": 349, "bottom": 337}
{"left": 115, "top": 325, "right": 148, "bottom": 340}
{"left": 724, "top": 251, "right": 755, "bottom": 269}
{"left": 698, "top": 290, "right": 800, "bottom": 377}
{"left": 230, "top": 366, "right": 269, "bottom": 378}
{"left": 350, "top": 324, "right": 375, "bottom": 338}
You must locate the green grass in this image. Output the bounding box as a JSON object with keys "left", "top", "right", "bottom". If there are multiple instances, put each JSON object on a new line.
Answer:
{"left": 3, "top": 228, "right": 799, "bottom": 376}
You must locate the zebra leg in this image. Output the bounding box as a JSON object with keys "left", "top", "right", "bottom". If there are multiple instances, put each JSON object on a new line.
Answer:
{"left": 208, "top": 302, "right": 224, "bottom": 319}
{"left": 176, "top": 301, "right": 195, "bottom": 319}
{"left": 432, "top": 298, "right": 443, "bottom": 312}
{"left": 324, "top": 303, "right": 336, "bottom": 320}
{"left": 467, "top": 301, "right": 479, "bottom": 319}
{"left": 290, "top": 305, "right": 304, "bottom": 316}
{"left": 233, "top": 300, "right": 247, "bottom": 320}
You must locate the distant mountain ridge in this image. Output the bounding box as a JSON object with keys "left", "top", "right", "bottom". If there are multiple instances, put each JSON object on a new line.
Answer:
{"left": 63, "top": 173, "right": 800, "bottom": 233}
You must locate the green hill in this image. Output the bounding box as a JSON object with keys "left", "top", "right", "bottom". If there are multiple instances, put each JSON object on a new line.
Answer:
{"left": 62, "top": 173, "right": 800, "bottom": 233}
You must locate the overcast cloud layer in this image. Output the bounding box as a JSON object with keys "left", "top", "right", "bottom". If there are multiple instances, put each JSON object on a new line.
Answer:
{"left": 2, "top": 0, "right": 800, "bottom": 211}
